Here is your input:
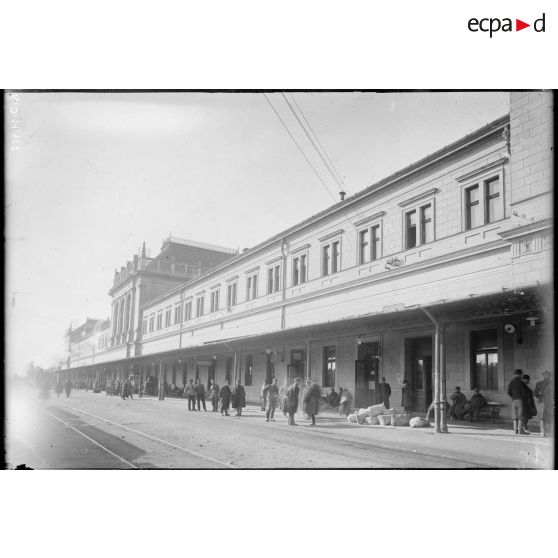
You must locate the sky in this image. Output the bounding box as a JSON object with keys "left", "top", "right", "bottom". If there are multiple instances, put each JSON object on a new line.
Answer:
{"left": 5, "top": 91, "right": 510, "bottom": 375}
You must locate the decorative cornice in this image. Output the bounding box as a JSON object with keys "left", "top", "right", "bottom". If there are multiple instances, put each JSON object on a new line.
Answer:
{"left": 195, "top": 290, "right": 205, "bottom": 296}
{"left": 354, "top": 211, "right": 386, "bottom": 228}
{"left": 225, "top": 275, "right": 239, "bottom": 283}
{"left": 318, "top": 229, "right": 345, "bottom": 243}
{"left": 291, "top": 243, "right": 311, "bottom": 255}
{"left": 499, "top": 219, "right": 552, "bottom": 241}
{"left": 455, "top": 158, "right": 507, "bottom": 183}
{"left": 398, "top": 188, "right": 440, "bottom": 208}
{"left": 244, "top": 266, "right": 260, "bottom": 275}
{"left": 265, "top": 255, "right": 283, "bottom": 266}
{"left": 209, "top": 283, "right": 222, "bottom": 290}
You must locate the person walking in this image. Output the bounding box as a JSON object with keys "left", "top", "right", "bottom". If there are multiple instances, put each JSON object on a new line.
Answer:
{"left": 185, "top": 379, "right": 197, "bottom": 411}
{"left": 507, "top": 369, "right": 530, "bottom": 435}
{"left": 55, "top": 376, "right": 63, "bottom": 398}
{"left": 303, "top": 378, "right": 322, "bottom": 426}
{"left": 534, "top": 370, "right": 553, "bottom": 438}
{"left": 285, "top": 378, "right": 301, "bottom": 426}
{"left": 219, "top": 380, "right": 232, "bottom": 416}
{"left": 339, "top": 387, "right": 353, "bottom": 416}
{"left": 195, "top": 378, "right": 207, "bottom": 411}
{"left": 263, "top": 377, "right": 280, "bottom": 422}
{"left": 377, "top": 377, "right": 392, "bottom": 408}
{"left": 121, "top": 377, "right": 133, "bottom": 400}
{"left": 209, "top": 379, "right": 220, "bottom": 412}
{"left": 522, "top": 374, "right": 537, "bottom": 434}
{"left": 401, "top": 379, "right": 414, "bottom": 414}
{"left": 64, "top": 378, "right": 73, "bottom": 398}
{"left": 231, "top": 379, "right": 246, "bottom": 416}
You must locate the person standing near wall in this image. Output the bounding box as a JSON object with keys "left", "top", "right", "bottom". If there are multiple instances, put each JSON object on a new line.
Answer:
{"left": 231, "top": 379, "right": 246, "bottom": 416}
{"left": 507, "top": 369, "right": 530, "bottom": 435}
{"left": 219, "top": 380, "right": 232, "bottom": 416}
{"left": 264, "top": 377, "right": 280, "bottom": 422}
{"left": 534, "top": 370, "right": 553, "bottom": 438}
{"left": 401, "top": 380, "right": 414, "bottom": 414}
{"left": 522, "top": 374, "right": 537, "bottom": 434}
{"left": 209, "top": 379, "right": 220, "bottom": 412}
{"left": 303, "top": 378, "right": 322, "bottom": 426}
{"left": 185, "top": 379, "right": 196, "bottom": 411}
{"left": 285, "top": 378, "right": 301, "bottom": 426}
{"left": 64, "top": 378, "right": 73, "bottom": 398}
{"left": 377, "top": 377, "right": 391, "bottom": 408}
{"left": 195, "top": 378, "right": 207, "bottom": 411}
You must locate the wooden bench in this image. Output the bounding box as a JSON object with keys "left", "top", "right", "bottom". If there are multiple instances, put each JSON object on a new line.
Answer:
{"left": 478, "top": 401, "right": 502, "bottom": 423}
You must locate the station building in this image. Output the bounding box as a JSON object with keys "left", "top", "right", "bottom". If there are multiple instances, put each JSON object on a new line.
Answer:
{"left": 63, "top": 91, "right": 553, "bottom": 419}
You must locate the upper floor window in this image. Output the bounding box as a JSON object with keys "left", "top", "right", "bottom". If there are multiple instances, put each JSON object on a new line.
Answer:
{"left": 405, "top": 203, "right": 433, "bottom": 249}
{"left": 149, "top": 315, "right": 155, "bottom": 332}
{"left": 196, "top": 296, "right": 205, "bottom": 317}
{"left": 210, "top": 289, "right": 220, "bottom": 313}
{"left": 164, "top": 308, "right": 171, "bottom": 327}
{"left": 359, "top": 223, "right": 382, "bottom": 264}
{"left": 267, "top": 264, "right": 281, "bottom": 294}
{"left": 174, "top": 304, "right": 182, "bottom": 324}
{"left": 184, "top": 300, "right": 192, "bottom": 321}
{"left": 322, "top": 240, "right": 341, "bottom": 276}
{"left": 226, "top": 282, "right": 238, "bottom": 307}
{"left": 246, "top": 273, "right": 258, "bottom": 301}
{"left": 156, "top": 312, "right": 163, "bottom": 330}
{"left": 292, "top": 254, "right": 307, "bottom": 286}
{"left": 142, "top": 319, "right": 147, "bottom": 335}
{"left": 462, "top": 172, "right": 504, "bottom": 230}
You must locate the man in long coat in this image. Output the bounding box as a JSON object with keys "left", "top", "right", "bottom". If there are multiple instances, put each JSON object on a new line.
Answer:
{"left": 401, "top": 380, "right": 414, "bottom": 413}
{"left": 195, "top": 378, "right": 207, "bottom": 411}
{"left": 377, "top": 377, "right": 392, "bottom": 408}
{"left": 468, "top": 387, "right": 487, "bottom": 422}
{"left": 64, "top": 379, "right": 73, "bottom": 398}
{"left": 219, "top": 380, "right": 232, "bottom": 416}
{"left": 231, "top": 379, "right": 246, "bottom": 416}
{"left": 534, "top": 370, "right": 553, "bottom": 437}
{"left": 263, "top": 377, "right": 280, "bottom": 422}
{"left": 449, "top": 386, "right": 467, "bottom": 420}
{"left": 285, "top": 378, "right": 301, "bottom": 426}
{"left": 209, "top": 379, "right": 220, "bottom": 412}
{"left": 507, "top": 368, "right": 530, "bottom": 435}
{"left": 303, "top": 379, "right": 322, "bottom": 426}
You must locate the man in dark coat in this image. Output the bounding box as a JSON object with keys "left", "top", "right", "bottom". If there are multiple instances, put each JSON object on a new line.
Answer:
{"left": 64, "top": 379, "right": 73, "bottom": 398}
{"left": 303, "top": 379, "right": 322, "bottom": 426}
{"left": 522, "top": 374, "right": 537, "bottom": 434}
{"left": 534, "top": 370, "right": 553, "bottom": 438}
{"left": 449, "top": 387, "right": 467, "bottom": 420}
{"left": 507, "top": 368, "right": 530, "bottom": 435}
{"left": 378, "top": 377, "right": 392, "bottom": 409}
{"left": 231, "top": 379, "right": 246, "bottom": 416}
{"left": 327, "top": 387, "right": 339, "bottom": 408}
{"left": 209, "top": 379, "right": 220, "bottom": 412}
{"left": 467, "top": 387, "right": 487, "bottom": 422}
{"left": 401, "top": 380, "right": 413, "bottom": 413}
{"left": 185, "top": 379, "right": 196, "bottom": 410}
{"left": 263, "top": 377, "right": 280, "bottom": 422}
{"left": 285, "top": 378, "right": 301, "bottom": 426}
{"left": 195, "top": 378, "right": 206, "bottom": 411}
{"left": 219, "top": 380, "right": 231, "bottom": 416}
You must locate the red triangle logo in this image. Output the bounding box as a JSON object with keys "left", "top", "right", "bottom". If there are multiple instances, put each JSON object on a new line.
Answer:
{"left": 516, "top": 19, "right": 530, "bottom": 31}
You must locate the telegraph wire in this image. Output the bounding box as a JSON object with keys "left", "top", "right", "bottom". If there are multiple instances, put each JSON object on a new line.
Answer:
{"left": 262, "top": 93, "right": 338, "bottom": 203}
{"left": 286, "top": 92, "right": 350, "bottom": 195}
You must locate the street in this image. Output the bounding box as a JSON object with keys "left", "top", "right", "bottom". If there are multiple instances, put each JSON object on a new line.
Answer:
{"left": 5, "top": 386, "right": 554, "bottom": 469}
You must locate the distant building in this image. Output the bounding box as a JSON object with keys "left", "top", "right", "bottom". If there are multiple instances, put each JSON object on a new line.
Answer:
{"left": 63, "top": 92, "right": 553, "bottom": 420}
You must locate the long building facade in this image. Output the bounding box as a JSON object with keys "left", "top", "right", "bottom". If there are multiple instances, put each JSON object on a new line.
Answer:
{"left": 63, "top": 92, "right": 553, "bottom": 425}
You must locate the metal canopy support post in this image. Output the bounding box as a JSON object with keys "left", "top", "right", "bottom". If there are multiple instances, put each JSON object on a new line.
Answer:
{"left": 440, "top": 323, "right": 448, "bottom": 433}
{"left": 158, "top": 361, "right": 165, "bottom": 400}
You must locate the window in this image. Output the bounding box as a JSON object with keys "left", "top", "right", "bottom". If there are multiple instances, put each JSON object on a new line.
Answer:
{"left": 322, "top": 240, "right": 341, "bottom": 276}
{"left": 267, "top": 264, "right": 281, "bottom": 294}
{"left": 210, "top": 290, "right": 220, "bottom": 313}
{"left": 184, "top": 300, "right": 192, "bottom": 321}
{"left": 174, "top": 305, "right": 182, "bottom": 324}
{"left": 156, "top": 313, "right": 163, "bottom": 330}
{"left": 142, "top": 319, "right": 147, "bottom": 334}
{"left": 323, "top": 346, "right": 336, "bottom": 387}
{"left": 293, "top": 254, "right": 307, "bottom": 286}
{"left": 464, "top": 175, "right": 503, "bottom": 230}
{"left": 359, "top": 223, "right": 382, "bottom": 264}
{"left": 246, "top": 273, "right": 258, "bottom": 301}
{"left": 149, "top": 315, "right": 155, "bottom": 332}
{"left": 405, "top": 203, "right": 433, "bottom": 249}
{"left": 244, "top": 354, "right": 253, "bottom": 386}
{"left": 225, "top": 356, "right": 233, "bottom": 383}
{"left": 165, "top": 308, "right": 171, "bottom": 327}
{"left": 226, "top": 282, "right": 237, "bottom": 307}
{"left": 470, "top": 329, "right": 498, "bottom": 390}
{"left": 196, "top": 296, "right": 204, "bottom": 317}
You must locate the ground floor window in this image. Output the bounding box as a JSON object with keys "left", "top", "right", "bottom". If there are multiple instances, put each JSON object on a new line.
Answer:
{"left": 226, "top": 356, "right": 233, "bottom": 384}
{"left": 323, "top": 346, "right": 336, "bottom": 387}
{"left": 244, "top": 355, "right": 253, "bottom": 386}
{"left": 471, "top": 329, "right": 498, "bottom": 390}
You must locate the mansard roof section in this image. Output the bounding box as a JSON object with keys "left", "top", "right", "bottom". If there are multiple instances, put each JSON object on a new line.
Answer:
{"left": 69, "top": 318, "right": 110, "bottom": 343}
{"left": 140, "top": 113, "right": 510, "bottom": 310}
{"left": 156, "top": 236, "right": 238, "bottom": 269}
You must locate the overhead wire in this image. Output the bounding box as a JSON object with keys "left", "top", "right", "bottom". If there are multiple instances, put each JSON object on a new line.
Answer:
{"left": 283, "top": 92, "right": 350, "bottom": 195}
{"left": 262, "top": 93, "right": 338, "bottom": 203}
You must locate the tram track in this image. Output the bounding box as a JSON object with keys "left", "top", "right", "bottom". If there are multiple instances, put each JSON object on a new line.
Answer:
{"left": 52, "top": 399, "right": 505, "bottom": 468}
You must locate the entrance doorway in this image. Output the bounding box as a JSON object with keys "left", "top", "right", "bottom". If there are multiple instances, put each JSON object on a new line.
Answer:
{"left": 405, "top": 336, "right": 433, "bottom": 412}
{"left": 355, "top": 341, "right": 380, "bottom": 408}
{"left": 287, "top": 349, "right": 306, "bottom": 383}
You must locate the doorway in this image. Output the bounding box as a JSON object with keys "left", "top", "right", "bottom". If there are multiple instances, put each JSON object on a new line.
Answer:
{"left": 405, "top": 336, "right": 433, "bottom": 412}
{"left": 287, "top": 349, "right": 306, "bottom": 383}
{"left": 355, "top": 341, "right": 380, "bottom": 408}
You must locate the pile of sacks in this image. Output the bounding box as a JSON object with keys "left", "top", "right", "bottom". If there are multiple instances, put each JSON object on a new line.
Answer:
{"left": 347, "top": 403, "right": 415, "bottom": 427}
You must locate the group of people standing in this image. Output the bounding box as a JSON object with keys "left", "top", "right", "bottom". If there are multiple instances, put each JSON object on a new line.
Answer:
{"left": 54, "top": 376, "right": 73, "bottom": 398}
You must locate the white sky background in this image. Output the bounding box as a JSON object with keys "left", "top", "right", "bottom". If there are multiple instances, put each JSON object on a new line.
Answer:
{"left": 5, "top": 91, "right": 509, "bottom": 375}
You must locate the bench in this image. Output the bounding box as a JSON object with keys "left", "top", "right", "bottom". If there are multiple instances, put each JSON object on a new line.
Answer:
{"left": 478, "top": 401, "right": 502, "bottom": 423}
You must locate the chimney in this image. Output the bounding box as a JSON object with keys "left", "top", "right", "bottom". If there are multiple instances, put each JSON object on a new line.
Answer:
{"left": 339, "top": 191, "right": 346, "bottom": 201}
